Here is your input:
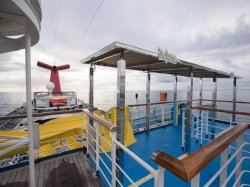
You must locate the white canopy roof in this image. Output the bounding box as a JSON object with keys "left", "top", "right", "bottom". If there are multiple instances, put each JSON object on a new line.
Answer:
{"left": 81, "top": 42, "right": 240, "bottom": 78}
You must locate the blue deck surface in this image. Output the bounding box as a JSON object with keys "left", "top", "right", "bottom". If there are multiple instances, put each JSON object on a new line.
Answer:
{"left": 99, "top": 121, "right": 250, "bottom": 187}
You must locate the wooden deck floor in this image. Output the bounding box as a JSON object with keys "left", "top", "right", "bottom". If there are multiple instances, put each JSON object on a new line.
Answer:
{"left": 0, "top": 151, "right": 104, "bottom": 187}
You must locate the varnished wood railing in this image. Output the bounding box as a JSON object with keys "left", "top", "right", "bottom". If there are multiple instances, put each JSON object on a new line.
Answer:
{"left": 128, "top": 99, "right": 200, "bottom": 107}
{"left": 192, "top": 105, "right": 250, "bottom": 116}
{"left": 202, "top": 99, "right": 250, "bottom": 104}
{"left": 152, "top": 123, "right": 250, "bottom": 182}
{"left": 128, "top": 99, "right": 250, "bottom": 108}
{"left": 82, "top": 109, "right": 118, "bottom": 132}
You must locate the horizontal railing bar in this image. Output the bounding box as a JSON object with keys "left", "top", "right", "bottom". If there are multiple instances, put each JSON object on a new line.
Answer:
{"left": 128, "top": 99, "right": 200, "bottom": 107}
{"left": 192, "top": 106, "right": 250, "bottom": 116}
{"left": 114, "top": 139, "right": 156, "bottom": 175}
{"left": 202, "top": 99, "right": 250, "bottom": 104}
{"left": 82, "top": 109, "right": 118, "bottom": 132}
{"left": 0, "top": 139, "right": 29, "bottom": 157}
{"left": 152, "top": 123, "right": 250, "bottom": 182}
{"left": 0, "top": 109, "right": 83, "bottom": 120}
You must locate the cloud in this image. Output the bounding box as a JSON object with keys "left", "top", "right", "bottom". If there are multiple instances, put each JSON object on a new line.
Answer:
{"left": 1, "top": 0, "right": 250, "bottom": 95}
{"left": 185, "top": 15, "right": 250, "bottom": 52}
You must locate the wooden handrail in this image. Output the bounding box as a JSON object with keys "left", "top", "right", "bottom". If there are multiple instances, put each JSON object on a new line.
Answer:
{"left": 192, "top": 106, "right": 250, "bottom": 116}
{"left": 128, "top": 99, "right": 200, "bottom": 107}
{"left": 152, "top": 123, "right": 250, "bottom": 182}
{"left": 0, "top": 109, "right": 83, "bottom": 120}
{"left": 82, "top": 109, "right": 118, "bottom": 132}
{"left": 202, "top": 99, "right": 250, "bottom": 104}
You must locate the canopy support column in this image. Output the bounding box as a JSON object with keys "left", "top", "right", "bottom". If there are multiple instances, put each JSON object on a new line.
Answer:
{"left": 197, "top": 78, "right": 203, "bottom": 143}
{"left": 232, "top": 77, "right": 237, "bottom": 125}
{"left": 199, "top": 78, "right": 203, "bottom": 106}
{"left": 211, "top": 74, "right": 217, "bottom": 140}
{"left": 25, "top": 23, "right": 36, "bottom": 187}
{"left": 173, "top": 75, "right": 178, "bottom": 126}
{"left": 185, "top": 71, "right": 193, "bottom": 154}
{"left": 89, "top": 64, "right": 94, "bottom": 125}
{"left": 146, "top": 72, "right": 151, "bottom": 132}
{"left": 117, "top": 55, "right": 126, "bottom": 184}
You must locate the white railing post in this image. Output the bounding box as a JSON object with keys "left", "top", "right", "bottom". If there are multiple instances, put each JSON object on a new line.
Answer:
{"left": 25, "top": 22, "right": 36, "bottom": 187}
{"left": 111, "top": 131, "right": 117, "bottom": 187}
{"left": 182, "top": 109, "right": 185, "bottom": 150}
{"left": 191, "top": 173, "right": 200, "bottom": 187}
{"left": 229, "top": 115, "right": 232, "bottom": 157}
{"left": 196, "top": 114, "right": 199, "bottom": 143}
{"left": 154, "top": 166, "right": 164, "bottom": 187}
{"left": 205, "top": 111, "right": 209, "bottom": 137}
{"left": 192, "top": 115, "right": 195, "bottom": 138}
{"left": 220, "top": 148, "right": 228, "bottom": 186}
{"left": 95, "top": 122, "right": 100, "bottom": 175}
{"left": 235, "top": 135, "right": 243, "bottom": 187}
{"left": 200, "top": 111, "right": 204, "bottom": 146}
{"left": 161, "top": 104, "right": 164, "bottom": 125}
{"left": 86, "top": 116, "right": 90, "bottom": 157}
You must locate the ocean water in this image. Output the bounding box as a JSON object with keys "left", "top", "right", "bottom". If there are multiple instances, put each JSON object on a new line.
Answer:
{"left": 0, "top": 88, "right": 250, "bottom": 121}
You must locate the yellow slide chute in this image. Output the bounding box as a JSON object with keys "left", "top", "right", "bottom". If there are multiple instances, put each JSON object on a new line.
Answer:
{"left": 0, "top": 107, "right": 136, "bottom": 159}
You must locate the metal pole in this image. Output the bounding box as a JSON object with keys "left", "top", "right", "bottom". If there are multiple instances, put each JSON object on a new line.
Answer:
{"left": 185, "top": 71, "right": 193, "bottom": 154}
{"left": 182, "top": 109, "right": 185, "bottom": 150}
{"left": 89, "top": 65, "right": 94, "bottom": 126}
{"left": 235, "top": 135, "right": 243, "bottom": 187}
{"left": 199, "top": 78, "right": 203, "bottom": 107}
{"left": 232, "top": 77, "right": 237, "bottom": 125}
{"left": 111, "top": 131, "right": 117, "bottom": 187}
{"left": 197, "top": 78, "right": 203, "bottom": 143}
{"left": 211, "top": 74, "right": 217, "bottom": 140}
{"left": 146, "top": 72, "right": 151, "bottom": 132}
{"left": 117, "top": 56, "right": 126, "bottom": 185}
{"left": 220, "top": 148, "right": 228, "bottom": 186}
{"left": 191, "top": 173, "right": 200, "bottom": 187}
{"left": 95, "top": 122, "right": 100, "bottom": 175}
{"left": 25, "top": 23, "right": 36, "bottom": 187}
{"left": 173, "top": 75, "right": 178, "bottom": 126}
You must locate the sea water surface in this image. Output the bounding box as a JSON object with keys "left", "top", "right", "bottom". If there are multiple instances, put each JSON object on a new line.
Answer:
{"left": 0, "top": 87, "right": 250, "bottom": 121}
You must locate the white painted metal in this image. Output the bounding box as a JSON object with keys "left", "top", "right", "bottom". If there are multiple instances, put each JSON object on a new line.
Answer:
{"left": 146, "top": 72, "right": 151, "bottom": 132}
{"left": 205, "top": 111, "right": 209, "bottom": 137}
{"left": 233, "top": 171, "right": 250, "bottom": 187}
{"left": 114, "top": 140, "right": 156, "bottom": 175}
{"left": 211, "top": 75, "right": 217, "bottom": 139}
{"left": 195, "top": 115, "right": 199, "bottom": 142}
{"left": 191, "top": 173, "right": 200, "bottom": 187}
{"left": 182, "top": 109, "right": 185, "bottom": 149}
{"left": 96, "top": 122, "right": 100, "bottom": 173}
{"left": 156, "top": 166, "right": 164, "bottom": 187}
{"left": 204, "top": 143, "right": 249, "bottom": 187}
{"left": 185, "top": 71, "right": 193, "bottom": 153}
{"left": 111, "top": 131, "right": 117, "bottom": 187}
{"left": 25, "top": 23, "right": 36, "bottom": 187}
{"left": 200, "top": 111, "right": 204, "bottom": 146}
{"left": 0, "top": 135, "right": 26, "bottom": 140}
{"left": 33, "top": 123, "right": 40, "bottom": 149}
{"left": 220, "top": 148, "right": 228, "bottom": 186}
{"left": 0, "top": 0, "right": 41, "bottom": 53}
{"left": 235, "top": 135, "right": 243, "bottom": 187}
{"left": 232, "top": 77, "right": 237, "bottom": 123}
{"left": 0, "top": 139, "right": 29, "bottom": 156}
{"left": 161, "top": 104, "right": 164, "bottom": 125}
{"left": 222, "top": 157, "right": 250, "bottom": 187}
{"left": 174, "top": 75, "right": 178, "bottom": 126}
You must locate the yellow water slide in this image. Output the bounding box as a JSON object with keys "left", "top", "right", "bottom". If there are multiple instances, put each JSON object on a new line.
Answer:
{"left": 0, "top": 107, "right": 136, "bottom": 159}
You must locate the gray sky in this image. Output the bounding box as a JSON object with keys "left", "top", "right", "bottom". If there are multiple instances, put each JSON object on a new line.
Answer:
{"left": 0, "top": 0, "right": 250, "bottom": 97}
